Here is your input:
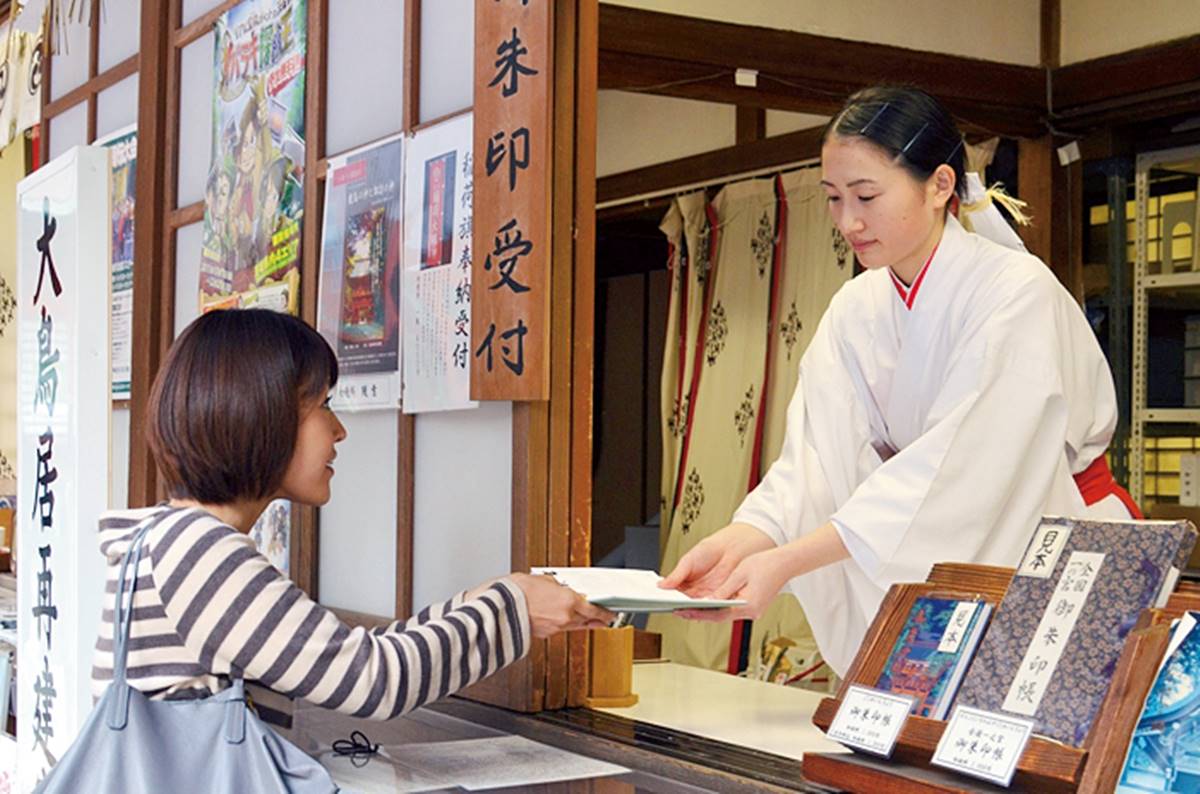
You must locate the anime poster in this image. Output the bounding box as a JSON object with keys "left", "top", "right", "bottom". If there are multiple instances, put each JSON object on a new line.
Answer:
{"left": 402, "top": 112, "right": 477, "bottom": 413}
{"left": 199, "top": 0, "right": 306, "bottom": 315}
{"left": 250, "top": 498, "right": 289, "bottom": 574}
{"left": 317, "top": 135, "right": 402, "bottom": 411}
{"left": 97, "top": 125, "right": 136, "bottom": 400}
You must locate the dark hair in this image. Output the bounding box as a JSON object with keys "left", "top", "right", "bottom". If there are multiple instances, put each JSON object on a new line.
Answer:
{"left": 824, "top": 86, "right": 966, "bottom": 200}
{"left": 147, "top": 309, "right": 339, "bottom": 504}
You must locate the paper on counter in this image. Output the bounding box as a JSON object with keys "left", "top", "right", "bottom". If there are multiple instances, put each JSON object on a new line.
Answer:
{"left": 327, "top": 735, "right": 628, "bottom": 792}
{"left": 532, "top": 567, "right": 747, "bottom": 612}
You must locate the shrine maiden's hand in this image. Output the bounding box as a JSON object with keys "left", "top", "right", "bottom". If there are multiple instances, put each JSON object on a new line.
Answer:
{"left": 672, "top": 547, "right": 792, "bottom": 622}
{"left": 657, "top": 522, "right": 776, "bottom": 599}
{"left": 509, "top": 573, "right": 616, "bottom": 638}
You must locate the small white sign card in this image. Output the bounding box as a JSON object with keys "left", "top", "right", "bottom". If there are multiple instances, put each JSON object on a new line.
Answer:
{"left": 932, "top": 705, "right": 1035, "bottom": 787}
{"left": 826, "top": 685, "right": 914, "bottom": 757}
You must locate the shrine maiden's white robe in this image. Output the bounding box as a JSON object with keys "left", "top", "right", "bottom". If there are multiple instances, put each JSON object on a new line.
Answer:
{"left": 732, "top": 212, "right": 1128, "bottom": 676}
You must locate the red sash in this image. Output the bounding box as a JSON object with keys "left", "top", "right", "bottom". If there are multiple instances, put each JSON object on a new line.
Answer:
{"left": 1074, "top": 455, "right": 1142, "bottom": 519}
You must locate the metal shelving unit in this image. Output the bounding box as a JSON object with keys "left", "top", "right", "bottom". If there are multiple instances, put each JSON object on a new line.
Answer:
{"left": 1130, "top": 144, "right": 1200, "bottom": 504}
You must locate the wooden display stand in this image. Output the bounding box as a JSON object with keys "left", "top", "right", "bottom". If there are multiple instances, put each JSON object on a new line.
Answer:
{"left": 801, "top": 563, "right": 1200, "bottom": 793}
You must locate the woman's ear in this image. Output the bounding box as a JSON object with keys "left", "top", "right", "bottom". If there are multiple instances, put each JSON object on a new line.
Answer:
{"left": 930, "top": 163, "right": 957, "bottom": 210}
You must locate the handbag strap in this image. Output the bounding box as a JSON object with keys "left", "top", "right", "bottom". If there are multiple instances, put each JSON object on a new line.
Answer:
{"left": 104, "top": 509, "right": 249, "bottom": 741}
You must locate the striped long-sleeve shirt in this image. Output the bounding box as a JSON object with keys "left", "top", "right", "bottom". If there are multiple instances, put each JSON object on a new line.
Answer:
{"left": 91, "top": 505, "right": 530, "bottom": 719}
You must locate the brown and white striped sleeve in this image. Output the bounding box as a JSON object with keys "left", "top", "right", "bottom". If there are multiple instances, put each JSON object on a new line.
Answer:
{"left": 148, "top": 514, "right": 530, "bottom": 719}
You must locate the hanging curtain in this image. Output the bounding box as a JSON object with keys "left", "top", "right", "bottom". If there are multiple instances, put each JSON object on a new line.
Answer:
{"left": 744, "top": 168, "right": 851, "bottom": 689}
{"left": 651, "top": 177, "right": 780, "bottom": 670}
{"left": 658, "top": 192, "right": 715, "bottom": 544}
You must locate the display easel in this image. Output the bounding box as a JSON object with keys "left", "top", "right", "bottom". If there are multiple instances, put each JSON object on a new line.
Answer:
{"left": 801, "top": 563, "right": 1200, "bottom": 793}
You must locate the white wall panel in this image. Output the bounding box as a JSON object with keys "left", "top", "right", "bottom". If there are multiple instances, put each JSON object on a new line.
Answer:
{"left": 97, "top": 0, "right": 141, "bottom": 73}
{"left": 326, "top": 1, "right": 404, "bottom": 156}
{"left": 766, "top": 110, "right": 828, "bottom": 138}
{"left": 110, "top": 407, "right": 129, "bottom": 509}
{"left": 177, "top": 32, "right": 215, "bottom": 208}
{"left": 319, "top": 410, "right": 399, "bottom": 616}
{"left": 419, "top": 0, "right": 473, "bottom": 122}
{"left": 49, "top": 102, "right": 88, "bottom": 159}
{"left": 1061, "top": 0, "right": 1200, "bottom": 63}
{"left": 182, "top": 0, "right": 225, "bottom": 26}
{"left": 49, "top": 13, "right": 90, "bottom": 100}
{"left": 95, "top": 74, "right": 138, "bottom": 140}
{"left": 174, "top": 222, "right": 203, "bottom": 338}
{"left": 597, "top": 92, "right": 735, "bottom": 177}
{"left": 412, "top": 402, "right": 513, "bottom": 606}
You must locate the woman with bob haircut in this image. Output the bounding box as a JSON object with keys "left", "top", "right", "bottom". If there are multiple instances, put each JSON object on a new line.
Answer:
{"left": 91, "top": 308, "right": 612, "bottom": 718}
{"left": 661, "top": 85, "right": 1138, "bottom": 675}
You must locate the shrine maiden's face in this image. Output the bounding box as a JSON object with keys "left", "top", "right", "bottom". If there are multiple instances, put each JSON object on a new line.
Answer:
{"left": 820, "top": 135, "right": 950, "bottom": 278}
{"left": 277, "top": 391, "right": 346, "bottom": 506}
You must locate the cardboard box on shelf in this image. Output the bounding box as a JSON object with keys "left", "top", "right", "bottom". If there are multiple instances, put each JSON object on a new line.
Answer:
{"left": 1149, "top": 502, "right": 1200, "bottom": 570}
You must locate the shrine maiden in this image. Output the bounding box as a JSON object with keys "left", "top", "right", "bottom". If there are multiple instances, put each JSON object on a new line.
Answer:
{"left": 661, "top": 86, "right": 1137, "bottom": 676}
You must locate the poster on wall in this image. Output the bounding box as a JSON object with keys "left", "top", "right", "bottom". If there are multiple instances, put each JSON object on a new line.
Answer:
{"left": 16, "top": 146, "right": 111, "bottom": 791}
{"left": 401, "top": 112, "right": 477, "bottom": 414}
{"left": 96, "top": 125, "right": 136, "bottom": 400}
{"left": 316, "top": 135, "right": 402, "bottom": 411}
{"left": 199, "top": 0, "right": 307, "bottom": 316}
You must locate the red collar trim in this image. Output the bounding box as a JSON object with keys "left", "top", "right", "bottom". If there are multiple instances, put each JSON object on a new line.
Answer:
{"left": 889, "top": 243, "right": 939, "bottom": 311}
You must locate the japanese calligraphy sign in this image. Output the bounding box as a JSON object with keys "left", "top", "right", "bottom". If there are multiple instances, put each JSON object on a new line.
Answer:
{"left": 471, "top": 0, "right": 552, "bottom": 400}
{"left": 933, "top": 705, "right": 1035, "bottom": 787}
{"left": 16, "top": 146, "right": 111, "bottom": 790}
{"left": 0, "top": 14, "right": 43, "bottom": 152}
{"left": 1003, "top": 551, "right": 1105, "bottom": 718}
{"left": 402, "top": 112, "right": 479, "bottom": 413}
{"left": 826, "top": 685, "right": 914, "bottom": 757}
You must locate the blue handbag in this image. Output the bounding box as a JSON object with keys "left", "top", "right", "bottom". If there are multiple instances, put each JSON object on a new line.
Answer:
{"left": 34, "top": 524, "right": 341, "bottom": 793}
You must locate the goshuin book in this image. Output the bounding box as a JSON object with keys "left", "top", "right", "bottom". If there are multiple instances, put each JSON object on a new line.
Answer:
{"left": 956, "top": 516, "right": 1196, "bottom": 746}
{"left": 876, "top": 597, "right": 992, "bottom": 720}
{"left": 1118, "top": 612, "right": 1200, "bottom": 793}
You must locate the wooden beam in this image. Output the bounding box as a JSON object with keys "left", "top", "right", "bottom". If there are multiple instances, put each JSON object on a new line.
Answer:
{"left": 86, "top": 0, "right": 99, "bottom": 142}
{"left": 1054, "top": 35, "right": 1200, "bottom": 112}
{"left": 598, "top": 125, "right": 823, "bottom": 205}
{"left": 173, "top": 0, "right": 240, "bottom": 48}
{"left": 1017, "top": 135, "right": 1082, "bottom": 301}
{"left": 42, "top": 53, "right": 138, "bottom": 119}
{"left": 1041, "top": 0, "right": 1060, "bottom": 69}
{"left": 393, "top": 0, "right": 420, "bottom": 624}
{"left": 736, "top": 105, "right": 766, "bottom": 145}
{"left": 568, "top": 0, "right": 599, "bottom": 709}
{"left": 597, "top": 5, "right": 1045, "bottom": 136}
{"left": 402, "top": 0, "right": 421, "bottom": 130}
{"left": 128, "top": 0, "right": 173, "bottom": 507}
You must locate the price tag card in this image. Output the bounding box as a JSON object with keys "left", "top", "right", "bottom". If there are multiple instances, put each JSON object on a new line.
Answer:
{"left": 825, "top": 685, "right": 914, "bottom": 757}
{"left": 932, "top": 705, "right": 1035, "bottom": 787}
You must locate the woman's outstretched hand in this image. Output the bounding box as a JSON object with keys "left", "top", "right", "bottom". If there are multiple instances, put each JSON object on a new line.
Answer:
{"left": 657, "top": 522, "right": 776, "bottom": 598}
{"left": 508, "top": 573, "right": 616, "bottom": 639}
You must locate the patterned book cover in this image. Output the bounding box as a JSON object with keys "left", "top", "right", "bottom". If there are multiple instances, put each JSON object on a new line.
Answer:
{"left": 955, "top": 516, "right": 1196, "bottom": 746}
{"left": 1118, "top": 612, "right": 1200, "bottom": 792}
{"left": 876, "top": 597, "right": 991, "bottom": 719}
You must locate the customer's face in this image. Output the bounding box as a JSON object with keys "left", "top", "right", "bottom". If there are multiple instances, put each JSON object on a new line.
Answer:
{"left": 277, "top": 392, "right": 346, "bottom": 506}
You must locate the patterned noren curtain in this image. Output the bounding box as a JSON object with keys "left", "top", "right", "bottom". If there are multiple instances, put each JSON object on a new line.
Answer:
{"left": 652, "top": 168, "right": 850, "bottom": 678}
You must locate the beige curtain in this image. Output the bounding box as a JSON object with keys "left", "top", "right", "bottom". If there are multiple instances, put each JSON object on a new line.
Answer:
{"left": 653, "top": 168, "right": 851, "bottom": 679}
{"left": 0, "top": 135, "right": 28, "bottom": 490}
{"left": 745, "top": 168, "right": 851, "bottom": 689}
{"left": 658, "top": 192, "right": 715, "bottom": 541}
{"left": 652, "top": 178, "right": 780, "bottom": 669}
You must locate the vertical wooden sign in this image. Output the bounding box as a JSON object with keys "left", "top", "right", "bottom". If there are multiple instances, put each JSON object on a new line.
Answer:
{"left": 471, "top": 0, "right": 553, "bottom": 400}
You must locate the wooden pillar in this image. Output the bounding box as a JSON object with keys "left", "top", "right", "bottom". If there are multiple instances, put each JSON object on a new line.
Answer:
{"left": 127, "top": 0, "right": 173, "bottom": 507}
{"left": 461, "top": 0, "right": 597, "bottom": 713}
{"left": 1018, "top": 135, "right": 1084, "bottom": 302}
{"left": 736, "top": 106, "right": 766, "bottom": 145}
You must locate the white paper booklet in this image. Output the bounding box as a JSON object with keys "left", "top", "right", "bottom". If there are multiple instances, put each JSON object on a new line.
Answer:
{"left": 531, "top": 567, "right": 747, "bottom": 612}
